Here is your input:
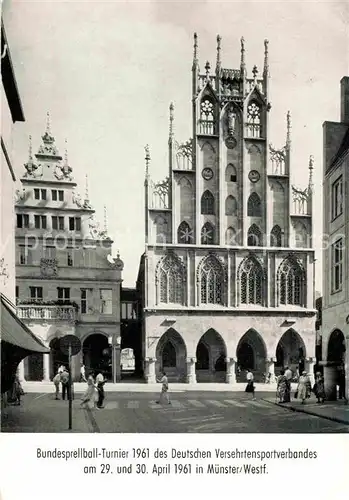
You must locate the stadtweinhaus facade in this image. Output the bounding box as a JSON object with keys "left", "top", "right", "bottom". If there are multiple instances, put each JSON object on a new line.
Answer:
{"left": 138, "top": 35, "right": 317, "bottom": 384}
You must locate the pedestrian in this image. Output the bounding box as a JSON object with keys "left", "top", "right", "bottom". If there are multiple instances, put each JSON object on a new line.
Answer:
{"left": 53, "top": 372, "right": 61, "bottom": 400}
{"left": 8, "top": 375, "right": 23, "bottom": 405}
{"left": 156, "top": 370, "right": 171, "bottom": 405}
{"left": 95, "top": 370, "right": 106, "bottom": 409}
{"left": 60, "top": 367, "right": 70, "bottom": 401}
{"left": 277, "top": 369, "right": 290, "bottom": 403}
{"left": 337, "top": 365, "right": 347, "bottom": 401}
{"left": 313, "top": 372, "right": 325, "bottom": 404}
{"left": 58, "top": 365, "right": 65, "bottom": 374}
{"left": 80, "top": 364, "right": 87, "bottom": 382}
{"left": 245, "top": 369, "right": 256, "bottom": 400}
{"left": 284, "top": 366, "right": 293, "bottom": 396}
{"left": 80, "top": 373, "right": 97, "bottom": 409}
{"left": 296, "top": 371, "right": 311, "bottom": 404}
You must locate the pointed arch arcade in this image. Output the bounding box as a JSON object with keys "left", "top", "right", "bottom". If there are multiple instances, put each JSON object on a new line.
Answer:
{"left": 156, "top": 251, "right": 186, "bottom": 305}
{"left": 275, "top": 329, "right": 307, "bottom": 374}
{"left": 155, "top": 328, "right": 187, "bottom": 382}
{"left": 195, "top": 328, "right": 227, "bottom": 382}
{"left": 236, "top": 329, "right": 267, "bottom": 382}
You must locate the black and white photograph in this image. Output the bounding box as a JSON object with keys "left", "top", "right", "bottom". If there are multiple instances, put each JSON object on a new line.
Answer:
{"left": 1, "top": 0, "right": 349, "bottom": 442}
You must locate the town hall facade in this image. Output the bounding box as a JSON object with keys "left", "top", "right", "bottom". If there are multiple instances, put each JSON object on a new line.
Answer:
{"left": 138, "top": 35, "right": 317, "bottom": 384}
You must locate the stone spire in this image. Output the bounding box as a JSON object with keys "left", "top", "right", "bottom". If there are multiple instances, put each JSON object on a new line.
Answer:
{"left": 103, "top": 205, "right": 108, "bottom": 233}
{"left": 216, "top": 34, "right": 222, "bottom": 73}
{"left": 263, "top": 39, "right": 269, "bottom": 76}
{"left": 286, "top": 110, "right": 291, "bottom": 148}
{"left": 169, "top": 102, "right": 174, "bottom": 143}
{"left": 205, "top": 60, "right": 211, "bottom": 80}
{"left": 308, "top": 155, "right": 314, "bottom": 193}
{"left": 145, "top": 144, "right": 151, "bottom": 181}
{"left": 192, "top": 32, "right": 199, "bottom": 70}
{"left": 84, "top": 174, "right": 90, "bottom": 204}
{"left": 240, "top": 37, "right": 246, "bottom": 75}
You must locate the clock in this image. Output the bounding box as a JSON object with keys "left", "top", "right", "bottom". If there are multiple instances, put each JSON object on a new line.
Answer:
{"left": 249, "top": 170, "right": 260, "bottom": 183}
{"left": 202, "top": 168, "right": 213, "bottom": 181}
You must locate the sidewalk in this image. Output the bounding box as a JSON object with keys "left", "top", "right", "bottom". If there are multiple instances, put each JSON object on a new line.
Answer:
{"left": 21, "top": 381, "right": 287, "bottom": 393}
{"left": 1, "top": 394, "right": 92, "bottom": 433}
{"left": 263, "top": 397, "right": 349, "bottom": 425}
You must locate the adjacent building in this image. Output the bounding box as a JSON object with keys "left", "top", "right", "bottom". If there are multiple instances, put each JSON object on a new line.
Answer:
{"left": 120, "top": 287, "right": 142, "bottom": 377}
{"left": 322, "top": 77, "right": 349, "bottom": 400}
{"left": 15, "top": 117, "right": 124, "bottom": 382}
{"left": 138, "top": 35, "right": 317, "bottom": 384}
{"left": 1, "top": 20, "right": 49, "bottom": 393}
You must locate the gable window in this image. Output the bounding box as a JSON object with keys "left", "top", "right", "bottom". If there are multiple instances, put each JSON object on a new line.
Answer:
{"left": 331, "top": 176, "right": 343, "bottom": 220}
{"left": 69, "top": 217, "right": 81, "bottom": 231}
{"left": 331, "top": 239, "right": 343, "bottom": 293}
{"left": 100, "top": 289, "right": 113, "bottom": 314}
{"left": 29, "top": 286, "right": 43, "bottom": 302}
{"left": 17, "top": 214, "right": 29, "bottom": 229}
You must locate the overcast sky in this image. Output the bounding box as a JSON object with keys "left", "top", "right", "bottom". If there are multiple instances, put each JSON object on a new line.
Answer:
{"left": 3, "top": 0, "right": 348, "bottom": 290}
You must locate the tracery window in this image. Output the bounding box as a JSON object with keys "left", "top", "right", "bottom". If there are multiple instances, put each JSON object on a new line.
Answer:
{"left": 157, "top": 252, "right": 185, "bottom": 304}
{"left": 200, "top": 99, "right": 215, "bottom": 135}
{"left": 247, "top": 101, "right": 261, "bottom": 138}
{"left": 278, "top": 258, "right": 304, "bottom": 306}
{"left": 225, "top": 195, "right": 237, "bottom": 216}
{"left": 270, "top": 225, "right": 282, "bottom": 247}
{"left": 239, "top": 257, "right": 263, "bottom": 305}
{"left": 200, "top": 255, "right": 224, "bottom": 304}
{"left": 201, "top": 190, "right": 214, "bottom": 215}
{"left": 177, "top": 221, "right": 193, "bottom": 244}
{"left": 247, "top": 224, "right": 262, "bottom": 246}
{"left": 201, "top": 222, "right": 214, "bottom": 245}
{"left": 247, "top": 192, "right": 261, "bottom": 217}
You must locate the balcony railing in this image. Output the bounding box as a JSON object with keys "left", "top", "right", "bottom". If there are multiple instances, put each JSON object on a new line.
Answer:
{"left": 17, "top": 304, "right": 77, "bottom": 322}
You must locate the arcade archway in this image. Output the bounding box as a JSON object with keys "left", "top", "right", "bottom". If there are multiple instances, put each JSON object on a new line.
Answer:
{"left": 275, "top": 329, "right": 306, "bottom": 376}
{"left": 49, "top": 337, "right": 68, "bottom": 380}
{"left": 195, "top": 329, "right": 226, "bottom": 382}
{"left": 236, "top": 329, "right": 267, "bottom": 382}
{"left": 155, "top": 329, "right": 187, "bottom": 382}
{"left": 83, "top": 334, "right": 111, "bottom": 380}
{"left": 327, "top": 329, "right": 345, "bottom": 365}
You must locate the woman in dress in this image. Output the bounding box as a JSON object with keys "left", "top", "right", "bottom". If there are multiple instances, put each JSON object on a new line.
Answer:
{"left": 297, "top": 371, "right": 311, "bottom": 404}
{"left": 277, "top": 369, "right": 290, "bottom": 403}
{"left": 80, "top": 373, "right": 97, "bottom": 409}
{"left": 313, "top": 372, "right": 325, "bottom": 404}
{"left": 245, "top": 369, "right": 256, "bottom": 400}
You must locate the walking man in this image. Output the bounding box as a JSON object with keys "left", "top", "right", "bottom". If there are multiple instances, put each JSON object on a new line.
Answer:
{"left": 61, "top": 367, "right": 70, "bottom": 401}
{"left": 80, "top": 364, "right": 87, "bottom": 382}
{"left": 156, "top": 370, "right": 171, "bottom": 405}
{"left": 95, "top": 370, "right": 106, "bottom": 409}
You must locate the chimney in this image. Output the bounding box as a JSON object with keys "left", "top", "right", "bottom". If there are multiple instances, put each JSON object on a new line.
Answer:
{"left": 340, "top": 76, "right": 349, "bottom": 123}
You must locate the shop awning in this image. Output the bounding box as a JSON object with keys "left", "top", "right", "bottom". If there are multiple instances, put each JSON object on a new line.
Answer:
{"left": 0, "top": 294, "right": 49, "bottom": 353}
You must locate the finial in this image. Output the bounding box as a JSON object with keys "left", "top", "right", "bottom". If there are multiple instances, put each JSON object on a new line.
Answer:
{"left": 103, "top": 205, "right": 108, "bottom": 233}
{"left": 169, "top": 102, "right": 174, "bottom": 139}
{"left": 263, "top": 39, "right": 269, "bottom": 74}
{"left": 252, "top": 65, "right": 258, "bottom": 81}
{"left": 193, "top": 32, "right": 198, "bottom": 61}
{"left": 85, "top": 174, "right": 89, "bottom": 202}
{"left": 205, "top": 60, "right": 211, "bottom": 78}
{"left": 240, "top": 37, "right": 246, "bottom": 72}
{"left": 216, "top": 34, "right": 222, "bottom": 72}
{"left": 309, "top": 155, "right": 314, "bottom": 170}
{"left": 286, "top": 110, "right": 291, "bottom": 146}
{"left": 145, "top": 144, "right": 151, "bottom": 178}
{"left": 308, "top": 155, "right": 314, "bottom": 193}
{"left": 64, "top": 139, "right": 68, "bottom": 165}
{"left": 28, "top": 135, "right": 33, "bottom": 160}
{"left": 116, "top": 250, "right": 120, "bottom": 259}
{"left": 46, "top": 112, "right": 51, "bottom": 135}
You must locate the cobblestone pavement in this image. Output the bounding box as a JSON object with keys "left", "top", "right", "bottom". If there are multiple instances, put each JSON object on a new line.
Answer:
{"left": 2, "top": 392, "right": 348, "bottom": 433}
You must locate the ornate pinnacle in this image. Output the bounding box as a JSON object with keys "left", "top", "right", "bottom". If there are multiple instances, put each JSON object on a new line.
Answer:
{"left": 309, "top": 155, "right": 314, "bottom": 169}
{"left": 46, "top": 111, "right": 51, "bottom": 135}
{"left": 85, "top": 174, "right": 89, "bottom": 203}
{"left": 216, "top": 34, "right": 222, "bottom": 72}
{"left": 308, "top": 155, "right": 314, "bottom": 194}
{"left": 286, "top": 110, "right": 291, "bottom": 146}
{"left": 263, "top": 39, "right": 269, "bottom": 75}
{"left": 252, "top": 65, "right": 258, "bottom": 81}
{"left": 205, "top": 60, "right": 211, "bottom": 78}
{"left": 28, "top": 135, "right": 33, "bottom": 161}
{"left": 145, "top": 144, "right": 151, "bottom": 178}
{"left": 169, "top": 102, "right": 174, "bottom": 139}
{"left": 64, "top": 139, "right": 68, "bottom": 165}
{"left": 240, "top": 37, "right": 246, "bottom": 72}
{"left": 192, "top": 32, "right": 198, "bottom": 70}
{"left": 103, "top": 205, "right": 108, "bottom": 233}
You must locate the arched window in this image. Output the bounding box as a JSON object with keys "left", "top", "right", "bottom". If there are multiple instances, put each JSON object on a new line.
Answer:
{"left": 278, "top": 258, "right": 305, "bottom": 306}
{"left": 201, "top": 190, "right": 214, "bottom": 215}
{"left": 200, "top": 255, "right": 224, "bottom": 304}
{"left": 201, "top": 222, "right": 214, "bottom": 245}
{"left": 239, "top": 257, "right": 263, "bottom": 305}
{"left": 225, "top": 164, "right": 237, "bottom": 183}
{"left": 247, "top": 192, "right": 261, "bottom": 217}
{"left": 270, "top": 225, "right": 282, "bottom": 247}
{"left": 247, "top": 224, "right": 262, "bottom": 246}
{"left": 177, "top": 221, "right": 193, "bottom": 244}
{"left": 225, "top": 227, "right": 236, "bottom": 245}
{"left": 157, "top": 252, "right": 185, "bottom": 304}
{"left": 247, "top": 101, "right": 261, "bottom": 138}
{"left": 200, "top": 98, "right": 215, "bottom": 135}
{"left": 225, "top": 195, "right": 237, "bottom": 216}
